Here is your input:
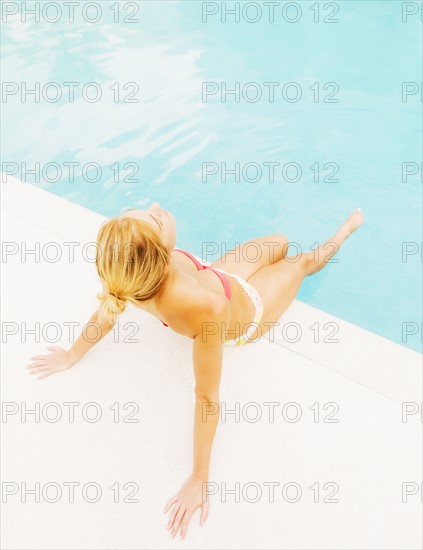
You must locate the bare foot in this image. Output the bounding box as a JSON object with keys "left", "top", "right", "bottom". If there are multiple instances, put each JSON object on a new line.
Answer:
{"left": 340, "top": 208, "right": 365, "bottom": 239}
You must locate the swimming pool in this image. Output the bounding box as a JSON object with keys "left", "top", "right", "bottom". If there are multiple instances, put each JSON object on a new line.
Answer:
{"left": 2, "top": 1, "right": 421, "bottom": 352}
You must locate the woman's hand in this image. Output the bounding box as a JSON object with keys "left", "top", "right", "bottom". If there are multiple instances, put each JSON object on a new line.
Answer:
{"left": 26, "top": 346, "right": 73, "bottom": 380}
{"left": 164, "top": 474, "right": 209, "bottom": 540}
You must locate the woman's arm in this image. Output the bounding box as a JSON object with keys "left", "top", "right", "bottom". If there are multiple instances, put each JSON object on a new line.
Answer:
{"left": 67, "top": 308, "right": 113, "bottom": 366}
{"left": 191, "top": 303, "right": 227, "bottom": 480}
{"left": 164, "top": 296, "right": 230, "bottom": 539}
{"left": 27, "top": 308, "right": 114, "bottom": 379}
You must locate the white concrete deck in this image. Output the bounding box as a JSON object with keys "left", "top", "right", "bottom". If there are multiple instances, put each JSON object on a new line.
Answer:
{"left": 1, "top": 175, "right": 422, "bottom": 550}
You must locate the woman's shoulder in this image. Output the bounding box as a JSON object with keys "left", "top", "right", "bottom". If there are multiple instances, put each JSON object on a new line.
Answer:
{"left": 169, "top": 282, "right": 227, "bottom": 315}
{"left": 160, "top": 281, "right": 229, "bottom": 336}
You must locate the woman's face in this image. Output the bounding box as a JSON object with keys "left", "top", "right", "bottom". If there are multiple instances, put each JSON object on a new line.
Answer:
{"left": 119, "top": 202, "right": 176, "bottom": 251}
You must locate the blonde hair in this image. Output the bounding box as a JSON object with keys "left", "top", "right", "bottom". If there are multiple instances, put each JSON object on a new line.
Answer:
{"left": 95, "top": 215, "right": 171, "bottom": 327}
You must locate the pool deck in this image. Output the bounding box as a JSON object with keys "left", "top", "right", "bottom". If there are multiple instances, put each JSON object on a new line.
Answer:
{"left": 1, "top": 175, "right": 422, "bottom": 550}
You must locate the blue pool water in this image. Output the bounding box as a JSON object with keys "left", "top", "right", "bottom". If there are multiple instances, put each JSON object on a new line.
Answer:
{"left": 2, "top": 1, "right": 422, "bottom": 352}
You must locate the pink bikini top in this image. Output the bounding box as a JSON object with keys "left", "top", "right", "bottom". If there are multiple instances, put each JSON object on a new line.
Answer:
{"left": 160, "top": 247, "right": 231, "bottom": 327}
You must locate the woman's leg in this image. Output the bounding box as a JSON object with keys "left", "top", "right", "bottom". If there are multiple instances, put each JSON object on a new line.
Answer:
{"left": 246, "top": 209, "right": 364, "bottom": 339}
{"left": 210, "top": 233, "right": 289, "bottom": 280}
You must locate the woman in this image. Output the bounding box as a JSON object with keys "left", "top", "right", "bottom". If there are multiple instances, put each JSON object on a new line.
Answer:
{"left": 27, "top": 203, "right": 364, "bottom": 539}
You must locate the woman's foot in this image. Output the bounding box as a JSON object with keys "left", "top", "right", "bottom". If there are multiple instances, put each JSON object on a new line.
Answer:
{"left": 293, "top": 208, "right": 365, "bottom": 276}
{"left": 339, "top": 208, "right": 365, "bottom": 240}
